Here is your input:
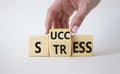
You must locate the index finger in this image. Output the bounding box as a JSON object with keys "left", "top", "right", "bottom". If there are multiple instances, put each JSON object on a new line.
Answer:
{"left": 45, "top": 0, "right": 62, "bottom": 34}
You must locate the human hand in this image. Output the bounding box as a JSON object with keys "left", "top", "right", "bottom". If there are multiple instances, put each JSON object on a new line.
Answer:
{"left": 45, "top": 0, "right": 100, "bottom": 34}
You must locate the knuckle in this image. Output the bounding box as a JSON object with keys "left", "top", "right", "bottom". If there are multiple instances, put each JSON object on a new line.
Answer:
{"left": 47, "top": 7, "right": 56, "bottom": 16}
{"left": 76, "top": 15, "right": 84, "bottom": 21}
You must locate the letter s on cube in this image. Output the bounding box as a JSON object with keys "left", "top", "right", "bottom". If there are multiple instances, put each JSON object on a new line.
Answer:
{"left": 28, "top": 35, "right": 49, "bottom": 57}
{"left": 72, "top": 35, "right": 93, "bottom": 56}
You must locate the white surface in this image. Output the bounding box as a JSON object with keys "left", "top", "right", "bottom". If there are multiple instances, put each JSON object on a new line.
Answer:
{"left": 0, "top": 0, "right": 120, "bottom": 74}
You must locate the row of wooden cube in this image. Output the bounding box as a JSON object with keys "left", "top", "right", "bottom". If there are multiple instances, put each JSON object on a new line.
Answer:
{"left": 28, "top": 29, "right": 93, "bottom": 57}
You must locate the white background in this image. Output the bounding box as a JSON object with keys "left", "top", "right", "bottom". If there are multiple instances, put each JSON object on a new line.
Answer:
{"left": 0, "top": 0, "right": 120, "bottom": 74}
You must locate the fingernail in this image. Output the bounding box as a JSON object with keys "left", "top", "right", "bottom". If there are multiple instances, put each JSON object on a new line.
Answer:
{"left": 72, "top": 25, "right": 78, "bottom": 34}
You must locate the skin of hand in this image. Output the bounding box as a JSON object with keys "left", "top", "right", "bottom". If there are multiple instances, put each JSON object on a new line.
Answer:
{"left": 45, "top": 0, "right": 100, "bottom": 34}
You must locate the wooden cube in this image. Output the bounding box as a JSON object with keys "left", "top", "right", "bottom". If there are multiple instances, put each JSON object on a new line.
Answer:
{"left": 28, "top": 35, "right": 49, "bottom": 57}
{"left": 72, "top": 35, "right": 93, "bottom": 56}
{"left": 49, "top": 29, "right": 71, "bottom": 57}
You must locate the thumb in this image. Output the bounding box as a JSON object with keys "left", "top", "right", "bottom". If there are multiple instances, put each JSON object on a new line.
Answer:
{"left": 70, "top": 7, "right": 87, "bottom": 34}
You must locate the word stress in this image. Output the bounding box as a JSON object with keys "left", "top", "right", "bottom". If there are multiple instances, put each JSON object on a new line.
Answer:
{"left": 28, "top": 29, "right": 93, "bottom": 57}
